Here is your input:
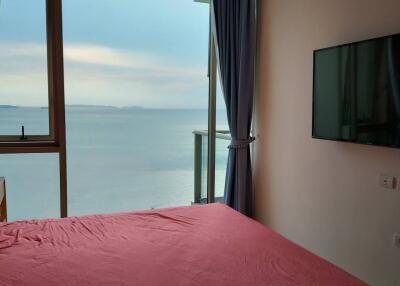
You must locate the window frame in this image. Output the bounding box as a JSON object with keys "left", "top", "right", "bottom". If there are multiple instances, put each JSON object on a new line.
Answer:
{"left": 0, "top": 0, "right": 217, "bottom": 218}
{"left": 0, "top": 0, "right": 58, "bottom": 147}
{"left": 206, "top": 0, "right": 225, "bottom": 204}
{"left": 0, "top": 0, "right": 68, "bottom": 218}
{"left": 207, "top": 30, "right": 217, "bottom": 204}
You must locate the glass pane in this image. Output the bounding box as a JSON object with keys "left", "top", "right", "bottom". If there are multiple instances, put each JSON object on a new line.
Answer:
{"left": 201, "top": 134, "right": 208, "bottom": 203}
{"left": 63, "top": 0, "right": 210, "bottom": 215}
{"left": 215, "top": 70, "right": 230, "bottom": 201}
{"left": 0, "top": 154, "right": 60, "bottom": 221}
{"left": 0, "top": 0, "right": 50, "bottom": 136}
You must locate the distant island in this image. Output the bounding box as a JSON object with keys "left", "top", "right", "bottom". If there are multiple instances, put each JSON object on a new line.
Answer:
{"left": 0, "top": 105, "right": 210, "bottom": 110}
{"left": 0, "top": 105, "right": 18, "bottom": 109}
{"left": 121, "top": 106, "right": 143, "bottom": 110}
{"left": 66, "top": 104, "right": 118, "bottom": 109}
{"left": 0, "top": 104, "right": 144, "bottom": 109}
{"left": 66, "top": 105, "right": 143, "bottom": 110}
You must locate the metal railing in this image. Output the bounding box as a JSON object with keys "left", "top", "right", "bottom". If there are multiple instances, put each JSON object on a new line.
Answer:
{"left": 192, "top": 130, "right": 231, "bottom": 204}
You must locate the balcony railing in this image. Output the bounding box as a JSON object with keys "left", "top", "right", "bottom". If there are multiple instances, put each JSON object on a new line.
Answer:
{"left": 193, "top": 130, "right": 231, "bottom": 204}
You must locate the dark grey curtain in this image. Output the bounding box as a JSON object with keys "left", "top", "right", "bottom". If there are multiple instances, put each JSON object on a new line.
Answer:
{"left": 212, "top": 0, "right": 257, "bottom": 216}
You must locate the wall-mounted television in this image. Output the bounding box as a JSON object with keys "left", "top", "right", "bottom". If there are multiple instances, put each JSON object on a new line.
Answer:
{"left": 313, "top": 33, "right": 400, "bottom": 148}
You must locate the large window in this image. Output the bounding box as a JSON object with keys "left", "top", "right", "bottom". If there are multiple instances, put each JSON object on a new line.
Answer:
{"left": 0, "top": 0, "right": 228, "bottom": 220}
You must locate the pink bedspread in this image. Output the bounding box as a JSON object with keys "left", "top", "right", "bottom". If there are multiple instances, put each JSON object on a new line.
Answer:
{"left": 0, "top": 204, "right": 367, "bottom": 286}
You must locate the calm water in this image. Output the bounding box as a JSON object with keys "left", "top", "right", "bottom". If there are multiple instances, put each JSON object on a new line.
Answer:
{"left": 0, "top": 107, "right": 229, "bottom": 221}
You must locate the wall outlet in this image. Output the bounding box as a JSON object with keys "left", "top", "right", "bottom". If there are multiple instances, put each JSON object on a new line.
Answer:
{"left": 394, "top": 234, "right": 400, "bottom": 248}
{"left": 379, "top": 174, "right": 396, "bottom": 189}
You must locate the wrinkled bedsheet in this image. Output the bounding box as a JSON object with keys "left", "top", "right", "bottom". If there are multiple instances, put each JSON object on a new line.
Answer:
{"left": 0, "top": 203, "right": 368, "bottom": 285}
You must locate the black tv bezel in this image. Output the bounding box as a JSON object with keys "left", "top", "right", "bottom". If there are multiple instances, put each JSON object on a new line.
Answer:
{"left": 311, "top": 32, "right": 400, "bottom": 149}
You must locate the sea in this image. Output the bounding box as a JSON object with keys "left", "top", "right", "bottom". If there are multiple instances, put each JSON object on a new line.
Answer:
{"left": 0, "top": 107, "right": 229, "bottom": 221}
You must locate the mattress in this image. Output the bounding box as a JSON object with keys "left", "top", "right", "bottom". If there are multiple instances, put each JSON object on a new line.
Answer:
{"left": 0, "top": 203, "right": 368, "bottom": 286}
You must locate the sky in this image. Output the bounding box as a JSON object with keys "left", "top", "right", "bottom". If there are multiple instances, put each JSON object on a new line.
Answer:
{"left": 0, "top": 0, "right": 212, "bottom": 108}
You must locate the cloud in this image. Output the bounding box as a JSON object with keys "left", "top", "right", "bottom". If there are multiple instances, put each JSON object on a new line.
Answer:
{"left": 65, "top": 45, "right": 155, "bottom": 69}
{"left": 0, "top": 42, "right": 209, "bottom": 108}
{"left": 0, "top": 43, "right": 46, "bottom": 58}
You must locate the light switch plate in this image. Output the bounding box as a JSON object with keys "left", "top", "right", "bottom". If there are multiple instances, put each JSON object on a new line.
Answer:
{"left": 379, "top": 174, "right": 396, "bottom": 189}
{"left": 394, "top": 234, "right": 400, "bottom": 248}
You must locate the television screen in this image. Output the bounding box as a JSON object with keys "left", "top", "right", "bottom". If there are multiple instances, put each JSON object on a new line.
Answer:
{"left": 313, "top": 33, "right": 400, "bottom": 148}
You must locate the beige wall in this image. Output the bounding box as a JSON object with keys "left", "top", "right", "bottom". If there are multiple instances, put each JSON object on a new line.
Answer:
{"left": 254, "top": 1, "right": 400, "bottom": 285}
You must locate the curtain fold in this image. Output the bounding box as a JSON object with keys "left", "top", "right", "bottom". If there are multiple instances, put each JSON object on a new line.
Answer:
{"left": 212, "top": 0, "right": 257, "bottom": 216}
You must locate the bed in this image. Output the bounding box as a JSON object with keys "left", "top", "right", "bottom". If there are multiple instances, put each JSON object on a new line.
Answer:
{"left": 0, "top": 203, "right": 367, "bottom": 286}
